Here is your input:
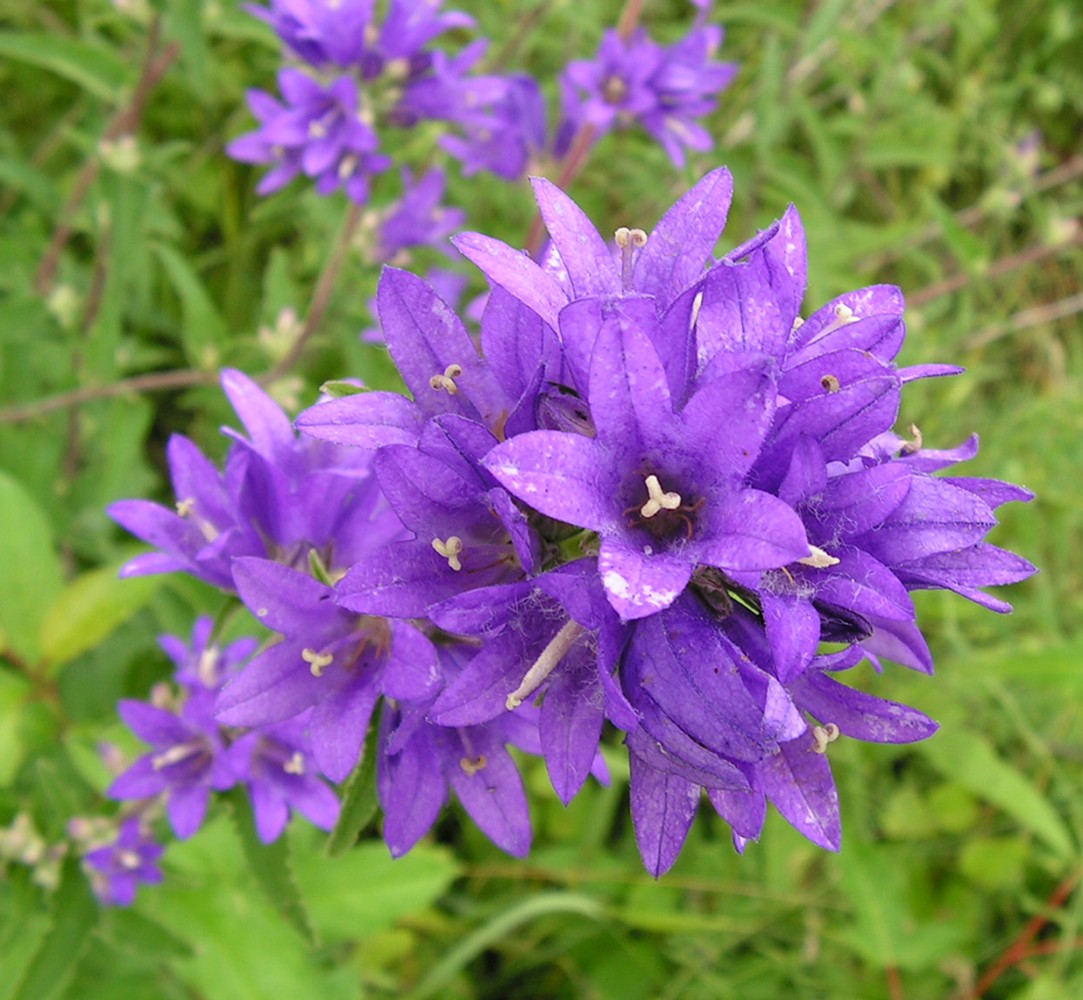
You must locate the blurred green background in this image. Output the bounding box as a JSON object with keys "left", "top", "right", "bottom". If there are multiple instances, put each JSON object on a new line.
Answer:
{"left": 1, "top": 0, "right": 1081, "bottom": 997}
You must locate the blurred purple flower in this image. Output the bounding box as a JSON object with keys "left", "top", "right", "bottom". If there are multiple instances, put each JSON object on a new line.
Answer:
{"left": 84, "top": 819, "right": 164, "bottom": 906}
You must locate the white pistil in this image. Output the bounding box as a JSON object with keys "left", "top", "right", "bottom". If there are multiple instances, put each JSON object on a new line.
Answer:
{"left": 615, "top": 226, "right": 648, "bottom": 291}
{"left": 640, "top": 474, "right": 682, "bottom": 519}
{"left": 152, "top": 743, "right": 200, "bottom": 771}
{"left": 792, "top": 315, "right": 805, "bottom": 331}
{"left": 197, "top": 647, "right": 221, "bottom": 687}
{"left": 309, "top": 121, "right": 327, "bottom": 139}
{"left": 812, "top": 723, "right": 840, "bottom": 754}
{"left": 432, "top": 535, "right": 464, "bottom": 571}
{"left": 797, "top": 545, "right": 840, "bottom": 569}
{"left": 506, "top": 620, "right": 585, "bottom": 710}
{"left": 459, "top": 755, "right": 488, "bottom": 775}
{"left": 429, "top": 363, "right": 463, "bottom": 394}
{"left": 834, "top": 303, "right": 858, "bottom": 325}
{"left": 175, "top": 497, "right": 195, "bottom": 517}
{"left": 282, "top": 752, "right": 305, "bottom": 775}
{"left": 302, "top": 648, "right": 334, "bottom": 677}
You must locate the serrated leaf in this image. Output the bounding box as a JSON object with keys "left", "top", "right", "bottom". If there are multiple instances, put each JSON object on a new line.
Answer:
{"left": 0, "top": 470, "right": 64, "bottom": 664}
{"left": 0, "top": 33, "right": 130, "bottom": 101}
{"left": 227, "top": 789, "right": 316, "bottom": 947}
{"left": 920, "top": 730, "right": 1074, "bottom": 860}
{"left": 11, "top": 857, "right": 98, "bottom": 1000}
{"left": 325, "top": 724, "right": 378, "bottom": 857}
{"left": 39, "top": 561, "right": 161, "bottom": 672}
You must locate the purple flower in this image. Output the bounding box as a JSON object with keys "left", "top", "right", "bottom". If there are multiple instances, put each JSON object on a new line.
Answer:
{"left": 246, "top": 0, "right": 376, "bottom": 71}
{"left": 108, "top": 685, "right": 235, "bottom": 839}
{"left": 374, "top": 168, "right": 465, "bottom": 264}
{"left": 483, "top": 298, "right": 810, "bottom": 621}
{"left": 84, "top": 819, "right": 164, "bottom": 906}
{"left": 228, "top": 69, "right": 390, "bottom": 203}
{"left": 110, "top": 370, "right": 401, "bottom": 589}
{"left": 216, "top": 557, "right": 440, "bottom": 782}
{"left": 556, "top": 20, "right": 737, "bottom": 168}
{"left": 225, "top": 715, "right": 340, "bottom": 843}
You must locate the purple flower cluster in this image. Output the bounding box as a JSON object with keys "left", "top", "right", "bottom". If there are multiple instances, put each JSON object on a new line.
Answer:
{"left": 555, "top": 5, "right": 738, "bottom": 167}
{"left": 291, "top": 169, "right": 1034, "bottom": 874}
{"left": 107, "top": 619, "right": 339, "bottom": 840}
{"left": 228, "top": 0, "right": 544, "bottom": 203}
{"left": 110, "top": 170, "right": 1033, "bottom": 879}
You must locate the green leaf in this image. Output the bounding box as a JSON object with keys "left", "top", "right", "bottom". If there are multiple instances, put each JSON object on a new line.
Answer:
{"left": 293, "top": 832, "right": 460, "bottom": 943}
{"left": 0, "top": 34, "right": 130, "bottom": 101}
{"left": 959, "top": 835, "right": 1030, "bottom": 891}
{"left": 39, "top": 560, "right": 161, "bottom": 672}
{"left": 836, "top": 839, "right": 969, "bottom": 970}
{"left": 11, "top": 857, "right": 99, "bottom": 1000}
{"left": 319, "top": 380, "right": 368, "bottom": 399}
{"left": 227, "top": 790, "right": 316, "bottom": 947}
{"left": 0, "top": 470, "right": 64, "bottom": 664}
{"left": 920, "top": 730, "right": 1074, "bottom": 860}
{"left": 151, "top": 241, "right": 227, "bottom": 367}
{"left": 403, "top": 892, "right": 603, "bottom": 1000}
{"left": 164, "top": 0, "right": 211, "bottom": 98}
{"left": 923, "top": 193, "right": 990, "bottom": 273}
{"left": 0, "top": 672, "right": 32, "bottom": 786}
{"left": 325, "top": 724, "right": 379, "bottom": 857}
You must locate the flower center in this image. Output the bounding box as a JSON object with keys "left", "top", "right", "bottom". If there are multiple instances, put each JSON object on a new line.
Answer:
{"left": 614, "top": 226, "right": 648, "bottom": 291}
{"left": 627, "top": 473, "right": 701, "bottom": 541}
{"left": 602, "top": 74, "right": 628, "bottom": 105}
{"left": 429, "top": 363, "right": 463, "bottom": 394}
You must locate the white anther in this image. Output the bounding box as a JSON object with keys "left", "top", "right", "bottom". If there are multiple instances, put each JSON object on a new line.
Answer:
{"left": 283, "top": 751, "right": 305, "bottom": 775}
{"left": 429, "top": 363, "right": 463, "bottom": 394}
{"left": 901, "top": 423, "right": 923, "bottom": 455}
{"left": 175, "top": 497, "right": 195, "bottom": 517}
{"left": 797, "top": 545, "right": 840, "bottom": 569}
{"left": 302, "top": 648, "right": 334, "bottom": 677}
{"left": 833, "top": 303, "right": 858, "bottom": 325}
{"left": 459, "top": 755, "right": 488, "bottom": 775}
{"left": 506, "top": 620, "right": 585, "bottom": 710}
{"left": 432, "top": 535, "right": 464, "bottom": 571}
{"left": 640, "top": 474, "right": 682, "bottom": 519}
{"left": 812, "top": 723, "right": 840, "bottom": 754}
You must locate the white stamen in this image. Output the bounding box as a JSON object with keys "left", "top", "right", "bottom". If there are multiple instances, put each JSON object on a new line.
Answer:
{"left": 432, "top": 535, "right": 464, "bottom": 571}
{"left": 614, "top": 227, "right": 647, "bottom": 291}
{"left": 792, "top": 315, "right": 805, "bottom": 331}
{"left": 302, "top": 648, "right": 334, "bottom": 677}
{"left": 117, "top": 849, "right": 143, "bottom": 870}
{"left": 459, "top": 755, "right": 488, "bottom": 775}
{"left": 797, "top": 545, "right": 840, "bottom": 569}
{"left": 812, "top": 722, "right": 840, "bottom": 754}
{"left": 640, "top": 474, "right": 682, "bottom": 519}
{"left": 429, "top": 363, "right": 463, "bottom": 394}
{"left": 901, "top": 423, "right": 923, "bottom": 455}
{"left": 506, "top": 620, "right": 585, "bottom": 710}
{"left": 283, "top": 751, "right": 305, "bottom": 775}
{"left": 338, "top": 154, "right": 358, "bottom": 179}
{"left": 197, "top": 647, "right": 220, "bottom": 687}
{"left": 152, "top": 743, "right": 200, "bottom": 770}
{"left": 309, "top": 121, "right": 327, "bottom": 139}
{"left": 834, "top": 303, "right": 857, "bottom": 324}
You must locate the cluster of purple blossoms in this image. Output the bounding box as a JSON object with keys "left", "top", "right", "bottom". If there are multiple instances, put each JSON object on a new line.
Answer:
{"left": 555, "top": 3, "right": 738, "bottom": 167}
{"left": 84, "top": 617, "right": 339, "bottom": 904}
{"left": 108, "top": 170, "right": 1033, "bottom": 880}
{"left": 228, "top": 0, "right": 545, "bottom": 204}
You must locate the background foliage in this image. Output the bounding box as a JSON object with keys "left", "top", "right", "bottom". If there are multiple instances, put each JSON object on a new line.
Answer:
{"left": 1, "top": 0, "right": 1081, "bottom": 997}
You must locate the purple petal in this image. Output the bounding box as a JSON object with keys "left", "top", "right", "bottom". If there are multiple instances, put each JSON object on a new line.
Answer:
{"left": 531, "top": 176, "right": 620, "bottom": 298}
{"left": 215, "top": 644, "right": 323, "bottom": 727}
{"left": 598, "top": 536, "right": 692, "bottom": 620}
{"left": 756, "top": 737, "right": 841, "bottom": 851}
{"left": 634, "top": 167, "right": 734, "bottom": 305}
{"left": 295, "top": 392, "right": 425, "bottom": 448}
{"left": 453, "top": 231, "right": 568, "bottom": 330}
{"left": 693, "top": 488, "right": 810, "bottom": 572}
{"left": 310, "top": 677, "right": 380, "bottom": 782}
{"left": 538, "top": 647, "right": 605, "bottom": 804}
{"left": 628, "top": 750, "right": 701, "bottom": 877}
{"left": 447, "top": 741, "right": 532, "bottom": 857}
{"left": 791, "top": 672, "right": 939, "bottom": 743}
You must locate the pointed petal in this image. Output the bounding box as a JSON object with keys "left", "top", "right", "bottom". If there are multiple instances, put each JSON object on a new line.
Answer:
{"left": 599, "top": 536, "right": 691, "bottom": 620}
{"left": 634, "top": 167, "right": 734, "bottom": 305}
{"left": 531, "top": 176, "right": 621, "bottom": 298}
{"left": 628, "top": 750, "right": 701, "bottom": 877}
{"left": 693, "top": 488, "right": 809, "bottom": 572}
{"left": 447, "top": 740, "right": 532, "bottom": 857}
{"left": 295, "top": 391, "right": 425, "bottom": 448}
{"left": 756, "top": 737, "right": 841, "bottom": 851}
{"left": 791, "top": 672, "right": 939, "bottom": 743}
{"left": 453, "top": 231, "right": 568, "bottom": 329}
